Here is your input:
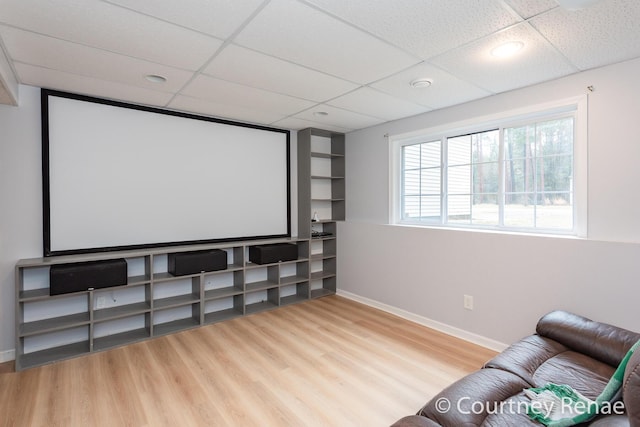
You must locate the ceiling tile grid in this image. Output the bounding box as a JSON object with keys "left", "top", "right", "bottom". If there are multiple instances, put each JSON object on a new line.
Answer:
{"left": 1, "top": 0, "right": 640, "bottom": 131}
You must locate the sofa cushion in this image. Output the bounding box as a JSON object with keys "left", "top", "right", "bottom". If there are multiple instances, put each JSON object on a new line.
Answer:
{"left": 531, "top": 351, "right": 615, "bottom": 399}
{"left": 484, "top": 335, "right": 568, "bottom": 383}
{"left": 588, "top": 415, "right": 630, "bottom": 427}
{"left": 419, "top": 368, "right": 530, "bottom": 426}
{"left": 537, "top": 311, "right": 640, "bottom": 367}
{"left": 480, "top": 392, "right": 546, "bottom": 427}
{"left": 485, "top": 334, "right": 615, "bottom": 399}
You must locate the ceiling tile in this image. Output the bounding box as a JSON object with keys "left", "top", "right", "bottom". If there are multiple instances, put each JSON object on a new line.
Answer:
{"left": 271, "top": 116, "right": 352, "bottom": 133}
{"left": 327, "top": 87, "right": 429, "bottom": 121}
{"left": 371, "top": 62, "right": 491, "bottom": 110}
{"left": 0, "top": 0, "right": 222, "bottom": 70}
{"left": 15, "top": 63, "right": 174, "bottom": 106}
{"left": 292, "top": 104, "right": 384, "bottom": 130}
{"left": 203, "top": 44, "right": 359, "bottom": 102}
{"left": 303, "top": 0, "right": 518, "bottom": 59}
{"left": 530, "top": 0, "right": 640, "bottom": 70}
{"left": 181, "top": 74, "right": 316, "bottom": 116}
{"left": 102, "top": 0, "right": 264, "bottom": 39}
{"left": 233, "top": 0, "right": 420, "bottom": 84}
{"left": 168, "top": 94, "right": 286, "bottom": 125}
{"left": 0, "top": 25, "right": 194, "bottom": 93}
{"left": 432, "top": 22, "right": 577, "bottom": 93}
{"left": 503, "top": 0, "right": 559, "bottom": 18}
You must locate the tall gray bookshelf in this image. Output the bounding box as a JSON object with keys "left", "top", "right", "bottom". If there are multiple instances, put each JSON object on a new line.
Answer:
{"left": 297, "top": 128, "right": 345, "bottom": 298}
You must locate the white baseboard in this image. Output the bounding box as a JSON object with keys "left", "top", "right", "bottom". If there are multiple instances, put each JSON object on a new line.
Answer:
{"left": 337, "top": 290, "right": 508, "bottom": 353}
{"left": 0, "top": 349, "right": 15, "bottom": 363}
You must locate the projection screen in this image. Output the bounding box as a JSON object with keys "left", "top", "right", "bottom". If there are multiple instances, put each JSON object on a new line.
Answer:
{"left": 42, "top": 90, "right": 290, "bottom": 256}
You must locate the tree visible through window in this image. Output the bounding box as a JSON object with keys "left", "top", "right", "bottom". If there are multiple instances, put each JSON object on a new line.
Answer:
{"left": 400, "top": 116, "right": 574, "bottom": 233}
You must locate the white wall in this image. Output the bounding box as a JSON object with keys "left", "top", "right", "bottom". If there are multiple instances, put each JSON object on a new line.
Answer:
{"left": 339, "top": 57, "right": 640, "bottom": 347}
{"left": 0, "top": 85, "right": 41, "bottom": 359}
{"left": 0, "top": 85, "right": 299, "bottom": 359}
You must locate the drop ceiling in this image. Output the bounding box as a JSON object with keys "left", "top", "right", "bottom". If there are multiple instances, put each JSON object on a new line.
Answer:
{"left": 1, "top": 0, "right": 639, "bottom": 132}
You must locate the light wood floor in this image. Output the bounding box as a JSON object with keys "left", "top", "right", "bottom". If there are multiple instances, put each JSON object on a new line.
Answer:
{"left": 0, "top": 296, "right": 496, "bottom": 427}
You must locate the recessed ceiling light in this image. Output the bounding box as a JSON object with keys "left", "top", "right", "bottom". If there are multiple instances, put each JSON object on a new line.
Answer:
{"left": 145, "top": 74, "right": 167, "bottom": 84}
{"left": 313, "top": 111, "right": 329, "bottom": 117}
{"left": 491, "top": 41, "right": 524, "bottom": 58}
{"left": 410, "top": 78, "right": 433, "bottom": 89}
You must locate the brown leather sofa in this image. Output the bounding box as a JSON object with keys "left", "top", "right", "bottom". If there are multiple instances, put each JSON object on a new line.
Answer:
{"left": 392, "top": 311, "right": 640, "bottom": 427}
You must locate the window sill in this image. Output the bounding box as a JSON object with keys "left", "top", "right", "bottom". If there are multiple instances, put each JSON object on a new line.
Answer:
{"left": 392, "top": 222, "right": 584, "bottom": 240}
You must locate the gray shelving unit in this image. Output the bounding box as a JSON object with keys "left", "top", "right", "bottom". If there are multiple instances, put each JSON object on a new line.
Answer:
{"left": 297, "top": 128, "right": 344, "bottom": 298}
{"left": 15, "top": 238, "right": 311, "bottom": 371}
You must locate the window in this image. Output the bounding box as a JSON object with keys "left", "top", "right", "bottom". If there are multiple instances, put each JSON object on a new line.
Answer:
{"left": 395, "top": 107, "right": 581, "bottom": 235}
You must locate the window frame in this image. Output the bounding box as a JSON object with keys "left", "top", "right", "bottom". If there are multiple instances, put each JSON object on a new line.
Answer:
{"left": 389, "top": 97, "right": 588, "bottom": 237}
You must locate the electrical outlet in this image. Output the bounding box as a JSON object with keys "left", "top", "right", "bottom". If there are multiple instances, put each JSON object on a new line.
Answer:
{"left": 96, "top": 295, "right": 106, "bottom": 309}
{"left": 464, "top": 294, "right": 474, "bottom": 310}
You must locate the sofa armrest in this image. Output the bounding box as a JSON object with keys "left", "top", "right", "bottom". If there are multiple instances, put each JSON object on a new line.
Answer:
{"left": 623, "top": 349, "right": 640, "bottom": 427}
{"left": 536, "top": 311, "right": 640, "bottom": 367}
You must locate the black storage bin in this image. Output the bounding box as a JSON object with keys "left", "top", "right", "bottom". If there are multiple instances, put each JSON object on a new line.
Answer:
{"left": 249, "top": 243, "right": 298, "bottom": 265}
{"left": 50, "top": 259, "right": 127, "bottom": 296}
{"left": 168, "top": 249, "right": 227, "bottom": 276}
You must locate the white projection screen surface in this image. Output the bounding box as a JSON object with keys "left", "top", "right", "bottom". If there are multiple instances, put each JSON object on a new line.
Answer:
{"left": 43, "top": 90, "right": 290, "bottom": 256}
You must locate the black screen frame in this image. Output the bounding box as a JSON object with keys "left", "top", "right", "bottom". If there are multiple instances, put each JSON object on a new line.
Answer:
{"left": 42, "top": 89, "right": 291, "bottom": 257}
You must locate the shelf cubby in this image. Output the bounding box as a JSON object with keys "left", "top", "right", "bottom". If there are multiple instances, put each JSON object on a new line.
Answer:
{"left": 93, "top": 301, "right": 151, "bottom": 322}
{"left": 280, "top": 282, "right": 310, "bottom": 305}
{"left": 19, "top": 325, "right": 90, "bottom": 369}
{"left": 153, "top": 304, "right": 201, "bottom": 336}
{"left": 310, "top": 276, "right": 336, "bottom": 298}
{"left": 204, "top": 269, "right": 244, "bottom": 300}
{"left": 20, "top": 340, "right": 90, "bottom": 369}
{"left": 153, "top": 276, "right": 200, "bottom": 310}
{"left": 93, "top": 328, "right": 150, "bottom": 352}
{"left": 93, "top": 313, "right": 151, "bottom": 351}
{"left": 20, "top": 312, "right": 90, "bottom": 337}
{"left": 279, "top": 261, "right": 310, "bottom": 286}
{"left": 244, "top": 288, "right": 279, "bottom": 315}
{"left": 204, "top": 295, "right": 244, "bottom": 324}
{"left": 244, "top": 265, "right": 279, "bottom": 292}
